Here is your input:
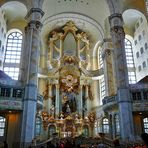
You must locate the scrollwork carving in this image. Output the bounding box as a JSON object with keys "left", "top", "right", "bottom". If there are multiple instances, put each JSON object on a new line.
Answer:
{"left": 110, "top": 26, "right": 125, "bottom": 38}
{"left": 88, "top": 111, "right": 96, "bottom": 123}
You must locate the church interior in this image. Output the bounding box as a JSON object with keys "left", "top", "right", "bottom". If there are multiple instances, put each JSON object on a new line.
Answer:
{"left": 0, "top": 0, "right": 148, "bottom": 147}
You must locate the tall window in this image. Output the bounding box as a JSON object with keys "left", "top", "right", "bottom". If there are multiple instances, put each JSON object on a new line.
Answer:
{"left": 125, "top": 38, "right": 136, "bottom": 84}
{"left": 95, "top": 121, "right": 102, "bottom": 135}
{"left": 35, "top": 117, "right": 42, "bottom": 136}
{"left": 115, "top": 114, "right": 120, "bottom": 137}
{"left": 0, "top": 116, "right": 6, "bottom": 136}
{"left": 99, "top": 48, "right": 106, "bottom": 101}
{"left": 3, "top": 31, "right": 22, "bottom": 80}
{"left": 99, "top": 49, "right": 103, "bottom": 68}
{"left": 102, "top": 118, "right": 109, "bottom": 133}
{"left": 143, "top": 117, "right": 148, "bottom": 133}
{"left": 100, "top": 76, "right": 106, "bottom": 99}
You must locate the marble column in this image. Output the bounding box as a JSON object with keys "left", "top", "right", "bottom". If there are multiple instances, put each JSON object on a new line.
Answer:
{"left": 21, "top": 4, "right": 44, "bottom": 148}
{"left": 109, "top": 13, "right": 135, "bottom": 141}
{"left": 55, "top": 84, "right": 60, "bottom": 117}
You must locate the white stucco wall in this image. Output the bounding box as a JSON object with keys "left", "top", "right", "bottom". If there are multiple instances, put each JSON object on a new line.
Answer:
{"left": 132, "top": 16, "right": 148, "bottom": 82}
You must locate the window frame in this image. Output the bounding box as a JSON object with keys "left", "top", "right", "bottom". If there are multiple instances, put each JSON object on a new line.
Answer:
{"left": 3, "top": 31, "right": 22, "bottom": 80}
{"left": 0, "top": 116, "right": 6, "bottom": 137}
{"left": 114, "top": 114, "right": 120, "bottom": 137}
{"left": 35, "top": 117, "right": 42, "bottom": 137}
{"left": 143, "top": 117, "right": 148, "bottom": 133}
{"left": 102, "top": 118, "right": 109, "bottom": 133}
{"left": 125, "top": 38, "right": 136, "bottom": 84}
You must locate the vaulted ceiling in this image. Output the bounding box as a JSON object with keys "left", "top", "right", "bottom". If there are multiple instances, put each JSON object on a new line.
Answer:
{"left": 1, "top": 0, "right": 147, "bottom": 45}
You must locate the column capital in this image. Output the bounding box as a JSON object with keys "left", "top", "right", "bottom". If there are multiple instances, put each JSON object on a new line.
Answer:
{"left": 109, "top": 13, "right": 124, "bottom": 28}
{"left": 102, "top": 39, "right": 113, "bottom": 60}
{"left": 110, "top": 26, "right": 125, "bottom": 36}
{"left": 108, "top": 13, "right": 125, "bottom": 39}
{"left": 103, "top": 38, "right": 112, "bottom": 43}
{"left": 25, "top": 20, "right": 43, "bottom": 31}
{"left": 102, "top": 48, "right": 113, "bottom": 60}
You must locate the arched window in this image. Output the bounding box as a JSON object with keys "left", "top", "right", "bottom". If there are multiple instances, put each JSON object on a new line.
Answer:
{"left": 125, "top": 38, "right": 136, "bottom": 84}
{"left": 143, "top": 117, "right": 148, "bottom": 133}
{"left": 100, "top": 76, "right": 106, "bottom": 99}
{"left": 0, "top": 116, "right": 6, "bottom": 136}
{"left": 35, "top": 117, "right": 42, "bottom": 136}
{"left": 97, "top": 121, "right": 102, "bottom": 133}
{"left": 48, "top": 125, "right": 56, "bottom": 138}
{"left": 3, "top": 30, "right": 22, "bottom": 80}
{"left": 99, "top": 48, "right": 106, "bottom": 100}
{"left": 114, "top": 114, "right": 120, "bottom": 137}
{"left": 94, "top": 120, "right": 102, "bottom": 135}
{"left": 102, "top": 118, "right": 109, "bottom": 133}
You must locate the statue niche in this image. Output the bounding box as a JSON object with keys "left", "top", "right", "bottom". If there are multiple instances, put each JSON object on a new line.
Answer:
{"left": 62, "top": 92, "right": 77, "bottom": 114}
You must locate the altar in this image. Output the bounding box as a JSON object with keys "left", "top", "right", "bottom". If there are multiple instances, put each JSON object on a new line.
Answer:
{"left": 40, "top": 21, "right": 96, "bottom": 138}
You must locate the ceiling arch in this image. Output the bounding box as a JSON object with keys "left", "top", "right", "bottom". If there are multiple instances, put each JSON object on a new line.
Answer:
{"left": 123, "top": 9, "right": 147, "bottom": 30}
{"left": 41, "top": 13, "right": 105, "bottom": 52}
{"left": 1, "top": 1, "right": 27, "bottom": 23}
{"left": 42, "top": 0, "right": 110, "bottom": 30}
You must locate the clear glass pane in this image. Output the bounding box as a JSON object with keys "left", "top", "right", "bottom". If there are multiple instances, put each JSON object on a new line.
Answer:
{"left": 4, "top": 31, "right": 22, "bottom": 80}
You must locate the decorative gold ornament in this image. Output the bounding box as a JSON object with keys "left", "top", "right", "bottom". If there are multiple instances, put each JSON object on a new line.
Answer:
{"left": 88, "top": 112, "right": 96, "bottom": 123}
